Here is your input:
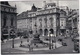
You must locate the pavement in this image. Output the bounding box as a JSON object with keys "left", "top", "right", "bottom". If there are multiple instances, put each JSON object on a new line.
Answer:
{"left": 1, "top": 37, "right": 20, "bottom": 43}
{"left": 1, "top": 36, "right": 79, "bottom": 55}
{"left": 14, "top": 41, "right": 62, "bottom": 52}
{"left": 1, "top": 37, "right": 27, "bottom": 53}
{"left": 13, "top": 36, "right": 62, "bottom": 52}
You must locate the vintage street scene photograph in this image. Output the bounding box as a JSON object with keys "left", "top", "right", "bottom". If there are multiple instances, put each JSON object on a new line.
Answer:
{"left": 0, "top": 0, "right": 79, "bottom": 55}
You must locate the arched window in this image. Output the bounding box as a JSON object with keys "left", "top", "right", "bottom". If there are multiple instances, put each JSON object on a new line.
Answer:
{"left": 30, "top": 18, "right": 32, "bottom": 22}
{"left": 49, "top": 29, "right": 54, "bottom": 34}
{"left": 39, "top": 19, "right": 42, "bottom": 21}
{"left": 39, "top": 19, "right": 42, "bottom": 27}
{"left": 44, "top": 18, "right": 47, "bottom": 27}
{"left": 44, "top": 29, "right": 48, "bottom": 35}
{"left": 39, "top": 29, "right": 43, "bottom": 35}
{"left": 49, "top": 17, "right": 53, "bottom": 27}
{"left": 44, "top": 18, "right": 47, "bottom": 23}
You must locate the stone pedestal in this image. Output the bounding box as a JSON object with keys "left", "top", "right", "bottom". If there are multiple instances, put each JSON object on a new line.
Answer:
{"left": 31, "top": 33, "right": 43, "bottom": 44}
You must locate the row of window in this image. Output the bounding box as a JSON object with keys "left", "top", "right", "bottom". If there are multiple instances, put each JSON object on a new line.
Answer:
{"left": 3, "top": 18, "right": 14, "bottom": 27}
{"left": 28, "top": 9, "right": 56, "bottom": 17}
{"left": 29, "top": 18, "right": 54, "bottom": 22}
{"left": 18, "top": 25, "right": 27, "bottom": 28}
{"left": 18, "top": 25, "right": 54, "bottom": 29}
{"left": 18, "top": 21, "right": 54, "bottom": 28}
{"left": 1, "top": 7, "right": 16, "bottom": 13}
{"left": 37, "top": 9, "right": 56, "bottom": 15}
{"left": 28, "top": 13, "right": 36, "bottom": 17}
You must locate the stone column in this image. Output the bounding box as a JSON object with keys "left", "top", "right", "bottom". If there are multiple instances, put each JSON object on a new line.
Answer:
{"left": 72, "top": 18, "right": 73, "bottom": 35}
{"left": 8, "top": 27, "right": 10, "bottom": 40}
{"left": 54, "top": 29, "right": 56, "bottom": 37}
{"left": 42, "top": 29, "right": 44, "bottom": 36}
{"left": 7, "top": 15, "right": 10, "bottom": 40}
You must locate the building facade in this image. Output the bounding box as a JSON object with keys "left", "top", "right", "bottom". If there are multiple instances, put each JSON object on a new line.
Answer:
{"left": 17, "top": 1, "right": 78, "bottom": 38}
{"left": 67, "top": 9, "right": 79, "bottom": 37}
{"left": 17, "top": 11, "right": 28, "bottom": 32}
{"left": 1, "top": 2, "right": 17, "bottom": 39}
{"left": 59, "top": 9, "right": 66, "bottom": 36}
{"left": 27, "top": 2, "right": 60, "bottom": 37}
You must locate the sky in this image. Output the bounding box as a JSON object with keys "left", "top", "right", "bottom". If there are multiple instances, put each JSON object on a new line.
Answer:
{"left": 8, "top": 0, "right": 79, "bottom": 14}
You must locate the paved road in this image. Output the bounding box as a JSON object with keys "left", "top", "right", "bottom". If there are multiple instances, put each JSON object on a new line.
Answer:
{"left": 1, "top": 37, "right": 27, "bottom": 52}
{"left": 24, "top": 37, "right": 75, "bottom": 54}
{"left": 2, "top": 37, "right": 78, "bottom": 55}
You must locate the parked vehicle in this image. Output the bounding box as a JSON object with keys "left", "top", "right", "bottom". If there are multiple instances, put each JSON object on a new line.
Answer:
{"left": 23, "top": 36, "right": 28, "bottom": 38}
{"left": 45, "top": 38, "right": 49, "bottom": 41}
{"left": 58, "top": 38, "right": 62, "bottom": 42}
{"left": 74, "top": 37, "right": 79, "bottom": 53}
{"left": 62, "top": 42, "right": 67, "bottom": 46}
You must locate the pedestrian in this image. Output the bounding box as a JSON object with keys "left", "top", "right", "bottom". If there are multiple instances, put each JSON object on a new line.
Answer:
{"left": 1, "top": 38, "right": 4, "bottom": 43}
{"left": 20, "top": 41, "right": 23, "bottom": 47}
{"left": 27, "top": 38, "right": 29, "bottom": 42}
{"left": 49, "top": 43, "right": 51, "bottom": 50}
{"left": 30, "top": 46, "right": 33, "bottom": 51}
{"left": 52, "top": 40, "right": 54, "bottom": 49}
{"left": 28, "top": 44, "right": 33, "bottom": 52}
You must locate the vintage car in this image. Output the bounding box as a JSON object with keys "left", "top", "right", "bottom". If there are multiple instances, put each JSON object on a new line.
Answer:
{"left": 74, "top": 37, "right": 80, "bottom": 53}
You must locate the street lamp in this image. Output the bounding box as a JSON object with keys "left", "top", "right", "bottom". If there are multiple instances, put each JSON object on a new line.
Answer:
{"left": 48, "top": 32, "right": 56, "bottom": 50}
{"left": 52, "top": 34, "right": 56, "bottom": 49}
{"left": 50, "top": 34, "right": 54, "bottom": 49}
{"left": 49, "top": 32, "right": 54, "bottom": 50}
{"left": 10, "top": 30, "right": 15, "bottom": 48}
{"left": 20, "top": 31, "right": 23, "bottom": 47}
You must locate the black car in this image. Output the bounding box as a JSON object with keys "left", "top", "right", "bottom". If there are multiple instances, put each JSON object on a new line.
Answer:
{"left": 45, "top": 38, "right": 49, "bottom": 41}
{"left": 23, "top": 36, "right": 28, "bottom": 38}
{"left": 74, "top": 37, "right": 79, "bottom": 53}
{"left": 62, "top": 42, "right": 67, "bottom": 46}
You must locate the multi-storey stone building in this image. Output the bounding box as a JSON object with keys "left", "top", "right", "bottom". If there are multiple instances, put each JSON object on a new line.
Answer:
{"left": 67, "top": 9, "right": 79, "bottom": 37}
{"left": 17, "top": 2, "right": 73, "bottom": 37}
{"left": 18, "top": 2, "right": 60, "bottom": 37}
{"left": 17, "top": 11, "right": 28, "bottom": 32}
{"left": 59, "top": 9, "right": 66, "bottom": 36}
{"left": 59, "top": 6, "right": 70, "bottom": 37}
{"left": 1, "top": 2, "right": 17, "bottom": 39}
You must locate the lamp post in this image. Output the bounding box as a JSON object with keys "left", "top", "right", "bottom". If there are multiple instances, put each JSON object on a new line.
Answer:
{"left": 29, "top": 30, "right": 32, "bottom": 38}
{"left": 53, "top": 34, "right": 56, "bottom": 49}
{"left": 20, "top": 31, "right": 23, "bottom": 47}
{"left": 50, "top": 34, "right": 53, "bottom": 49}
{"left": 48, "top": 31, "right": 56, "bottom": 50}
{"left": 10, "top": 30, "right": 15, "bottom": 48}
{"left": 51, "top": 34, "right": 54, "bottom": 49}
{"left": 49, "top": 33, "right": 51, "bottom": 50}
{"left": 49, "top": 32, "right": 53, "bottom": 50}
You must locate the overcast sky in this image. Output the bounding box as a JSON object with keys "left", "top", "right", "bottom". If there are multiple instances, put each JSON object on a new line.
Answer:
{"left": 8, "top": 0, "right": 79, "bottom": 14}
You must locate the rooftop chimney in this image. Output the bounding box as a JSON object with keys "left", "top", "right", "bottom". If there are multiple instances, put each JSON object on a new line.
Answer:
{"left": 43, "top": 1, "right": 47, "bottom": 9}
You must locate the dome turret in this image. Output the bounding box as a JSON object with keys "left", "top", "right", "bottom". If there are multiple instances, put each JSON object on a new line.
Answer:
{"left": 31, "top": 4, "right": 37, "bottom": 11}
{"left": 1, "top": 1, "right": 10, "bottom": 6}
